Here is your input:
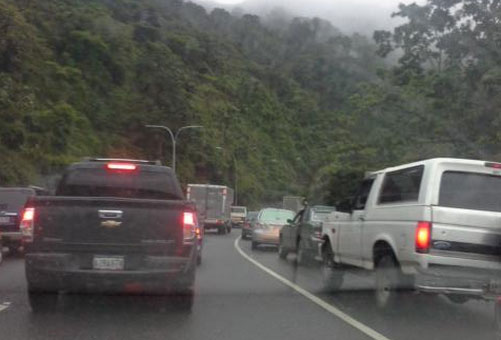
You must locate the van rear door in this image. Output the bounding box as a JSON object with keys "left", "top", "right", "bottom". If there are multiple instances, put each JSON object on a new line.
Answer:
{"left": 431, "top": 170, "right": 501, "bottom": 261}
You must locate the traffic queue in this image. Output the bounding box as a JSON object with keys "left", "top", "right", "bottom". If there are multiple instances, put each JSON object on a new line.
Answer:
{"left": 1, "top": 156, "right": 501, "bottom": 329}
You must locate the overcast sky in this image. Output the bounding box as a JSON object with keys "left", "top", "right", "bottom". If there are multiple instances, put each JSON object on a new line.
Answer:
{"left": 194, "top": 0, "right": 425, "bottom": 34}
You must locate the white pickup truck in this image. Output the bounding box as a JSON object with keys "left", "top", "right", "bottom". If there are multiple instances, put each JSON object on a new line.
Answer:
{"left": 320, "top": 158, "right": 501, "bottom": 308}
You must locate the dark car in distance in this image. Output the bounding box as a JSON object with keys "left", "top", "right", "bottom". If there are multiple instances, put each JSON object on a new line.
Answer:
{"left": 278, "top": 205, "right": 336, "bottom": 264}
{"left": 241, "top": 211, "right": 258, "bottom": 240}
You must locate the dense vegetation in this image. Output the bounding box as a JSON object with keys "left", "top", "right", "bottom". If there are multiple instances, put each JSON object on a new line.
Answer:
{"left": 1, "top": 0, "right": 500, "bottom": 207}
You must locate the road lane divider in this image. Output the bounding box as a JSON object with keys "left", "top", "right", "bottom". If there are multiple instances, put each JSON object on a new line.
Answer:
{"left": 0, "top": 302, "right": 10, "bottom": 312}
{"left": 234, "top": 236, "right": 391, "bottom": 340}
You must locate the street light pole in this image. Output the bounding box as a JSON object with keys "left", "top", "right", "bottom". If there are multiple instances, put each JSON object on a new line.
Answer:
{"left": 145, "top": 124, "right": 203, "bottom": 173}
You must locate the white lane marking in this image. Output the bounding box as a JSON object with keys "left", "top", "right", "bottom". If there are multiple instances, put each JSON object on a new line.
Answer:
{"left": 234, "top": 236, "right": 391, "bottom": 340}
{"left": 0, "top": 304, "right": 9, "bottom": 312}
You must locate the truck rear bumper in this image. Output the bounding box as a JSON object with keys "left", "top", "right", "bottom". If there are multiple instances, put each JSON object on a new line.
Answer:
{"left": 416, "top": 264, "right": 501, "bottom": 299}
{"left": 25, "top": 253, "right": 195, "bottom": 293}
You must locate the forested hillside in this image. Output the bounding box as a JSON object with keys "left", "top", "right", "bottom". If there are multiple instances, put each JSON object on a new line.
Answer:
{"left": 1, "top": 0, "right": 500, "bottom": 206}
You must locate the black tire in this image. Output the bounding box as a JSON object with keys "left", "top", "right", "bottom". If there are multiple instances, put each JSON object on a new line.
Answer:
{"left": 447, "top": 294, "right": 469, "bottom": 304}
{"left": 197, "top": 254, "right": 202, "bottom": 266}
{"left": 218, "top": 226, "right": 226, "bottom": 235}
{"left": 296, "top": 238, "right": 313, "bottom": 266}
{"left": 227, "top": 226, "right": 232, "bottom": 234}
{"left": 251, "top": 241, "right": 259, "bottom": 250}
{"left": 495, "top": 298, "right": 501, "bottom": 339}
{"left": 0, "top": 242, "right": 3, "bottom": 265}
{"left": 28, "top": 289, "right": 58, "bottom": 313}
{"left": 321, "top": 242, "right": 344, "bottom": 292}
{"left": 241, "top": 232, "right": 247, "bottom": 240}
{"left": 278, "top": 240, "right": 288, "bottom": 260}
{"left": 173, "top": 288, "right": 194, "bottom": 312}
{"left": 374, "top": 254, "right": 408, "bottom": 309}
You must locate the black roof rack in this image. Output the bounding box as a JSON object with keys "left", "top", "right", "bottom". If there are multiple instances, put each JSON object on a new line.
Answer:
{"left": 81, "top": 158, "right": 162, "bottom": 166}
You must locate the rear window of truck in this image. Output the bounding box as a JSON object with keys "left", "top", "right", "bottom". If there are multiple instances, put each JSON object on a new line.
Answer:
{"left": 378, "top": 165, "right": 424, "bottom": 204}
{"left": 439, "top": 171, "right": 501, "bottom": 212}
{"left": 0, "top": 189, "right": 34, "bottom": 211}
{"left": 57, "top": 167, "right": 183, "bottom": 200}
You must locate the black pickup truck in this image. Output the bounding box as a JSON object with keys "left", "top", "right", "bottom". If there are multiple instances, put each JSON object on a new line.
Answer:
{"left": 22, "top": 159, "right": 198, "bottom": 311}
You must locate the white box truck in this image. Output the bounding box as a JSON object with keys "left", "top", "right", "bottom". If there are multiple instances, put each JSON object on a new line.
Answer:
{"left": 187, "top": 184, "right": 234, "bottom": 234}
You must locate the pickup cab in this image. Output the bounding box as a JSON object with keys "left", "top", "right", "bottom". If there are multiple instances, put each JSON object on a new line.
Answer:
{"left": 321, "top": 158, "right": 501, "bottom": 308}
{"left": 22, "top": 159, "right": 198, "bottom": 311}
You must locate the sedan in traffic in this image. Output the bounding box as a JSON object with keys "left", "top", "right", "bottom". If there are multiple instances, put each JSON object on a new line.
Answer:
{"left": 251, "top": 208, "right": 295, "bottom": 250}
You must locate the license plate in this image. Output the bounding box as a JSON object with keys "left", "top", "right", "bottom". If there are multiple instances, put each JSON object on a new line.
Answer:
{"left": 93, "top": 256, "right": 124, "bottom": 271}
{"left": 0, "top": 216, "right": 11, "bottom": 225}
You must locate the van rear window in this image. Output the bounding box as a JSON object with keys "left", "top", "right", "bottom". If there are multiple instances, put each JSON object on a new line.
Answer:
{"left": 439, "top": 171, "right": 501, "bottom": 212}
{"left": 378, "top": 165, "right": 424, "bottom": 204}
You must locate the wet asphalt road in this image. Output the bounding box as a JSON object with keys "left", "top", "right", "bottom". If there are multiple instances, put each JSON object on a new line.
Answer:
{"left": 0, "top": 231, "right": 498, "bottom": 340}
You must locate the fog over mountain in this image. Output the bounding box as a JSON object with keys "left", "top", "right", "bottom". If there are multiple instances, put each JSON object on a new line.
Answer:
{"left": 192, "top": 0, "right": 424, "bottom": 35}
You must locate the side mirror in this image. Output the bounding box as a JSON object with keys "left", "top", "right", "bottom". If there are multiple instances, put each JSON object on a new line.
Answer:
{"left": 337, "top": 198, "right": 353, "bottom": 213}
{"left": 286, "top": 219, "right": 293, "bottom": 224}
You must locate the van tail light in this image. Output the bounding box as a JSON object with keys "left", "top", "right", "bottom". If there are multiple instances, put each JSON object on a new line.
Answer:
{"left": 183, "top": 211, "right": 196, "bottom": 244}
{"left": 415, "top": 221, "right": 431, "bottom": 253}
{"left": 20, "top": 207, "right": 35, "bottom": 243}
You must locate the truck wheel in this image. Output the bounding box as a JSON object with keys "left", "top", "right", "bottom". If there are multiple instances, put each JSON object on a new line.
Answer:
{"left": 28, "top": 289, "right": 58, "bottom": 313}
{"left": 296, "top": 238, "right": 313, "bottom": 266}
{"left": 278, "top": 240, "right": 288, "bottom": 259}
{"left": 447, "top": 294, "right": 469, "bottom": 304}
{"left": 375, "top": 254, "right": 403, "bottom": 309}
{"left": 321, "top": 242, "right": 343, "bottom": 292}
{"left": 251, "top": 241, "right": 259, "bottom": 250}
{"left": 173, "top": 288, "right": 194, "bottom": 312}
{"left": 227, "top": 225, "right": 232, "bottom": 234}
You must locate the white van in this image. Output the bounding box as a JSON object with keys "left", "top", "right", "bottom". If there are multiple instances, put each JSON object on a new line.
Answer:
{"left": 321, "top": 158, "right": 501, "bottom": 307}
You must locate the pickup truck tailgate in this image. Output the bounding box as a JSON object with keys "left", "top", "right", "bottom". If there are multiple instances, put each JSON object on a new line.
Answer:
{"left": 31, "top": 197, "right": 188, "bottom": 254}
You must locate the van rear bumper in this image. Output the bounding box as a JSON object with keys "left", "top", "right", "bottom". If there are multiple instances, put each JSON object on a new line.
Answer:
{"left": 416, "top": 264, "right": 501, "bottom": 298}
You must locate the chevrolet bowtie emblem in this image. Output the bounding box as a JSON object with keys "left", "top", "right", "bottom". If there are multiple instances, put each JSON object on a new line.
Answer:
{"left": 101, "top": 220, "right": 122, "bottom": 228}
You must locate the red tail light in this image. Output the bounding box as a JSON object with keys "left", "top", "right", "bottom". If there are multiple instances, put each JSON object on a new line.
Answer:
{"left": 106, "top": 163, "right": 137, "bottom": 171}
{"left": 416, "top": 221, "right": 431, "bottom": 253}
{"left": 20, "top": 207, "right": 35, "bottom": 243}
{"left": 183, "top": 211, "right": 196, "bottom": 243}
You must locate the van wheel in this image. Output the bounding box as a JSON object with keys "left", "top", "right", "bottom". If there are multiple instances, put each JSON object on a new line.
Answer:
{"left": 321, "top": 242, "right": 343, "bottom": 292}
{"left": 375, "top": 254, "right": 403, "bottom": 308}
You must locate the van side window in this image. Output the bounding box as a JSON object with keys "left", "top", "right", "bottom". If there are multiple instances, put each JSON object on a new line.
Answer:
{"left": 353, "top": 178, "right": 375, "bottom": 210}
{"left": 378, "top": 165, "right": 424, "bottom": 204}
